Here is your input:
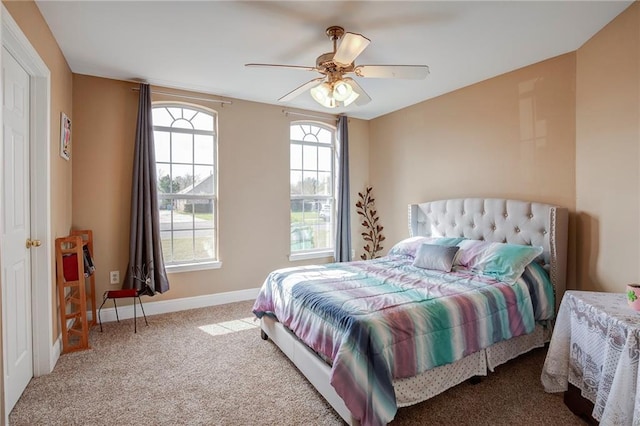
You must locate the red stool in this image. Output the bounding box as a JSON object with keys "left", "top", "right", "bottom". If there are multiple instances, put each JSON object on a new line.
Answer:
{"left": 98, "top": 289, "right": 148, "bottom": 333}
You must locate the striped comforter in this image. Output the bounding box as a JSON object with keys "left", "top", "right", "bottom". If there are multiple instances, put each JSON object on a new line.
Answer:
{"left": 252, "top": 256, "right": 537, "bottom": 426}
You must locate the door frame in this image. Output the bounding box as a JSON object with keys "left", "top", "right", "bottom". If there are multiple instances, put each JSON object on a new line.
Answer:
{"left": 1, "top": 2, "right": 53, "bottom": 408}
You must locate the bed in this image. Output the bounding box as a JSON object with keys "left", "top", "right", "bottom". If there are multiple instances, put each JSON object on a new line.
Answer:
{"left": 253, "top": 198, "right": 568, "bottom": 425}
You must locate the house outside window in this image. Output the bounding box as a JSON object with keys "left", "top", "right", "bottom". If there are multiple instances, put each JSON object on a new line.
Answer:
{"left": 290, "top": 122, "right": 335, "bottom": 259}
{"left": 152, "top": 104, "right": 219, "bottom": 271}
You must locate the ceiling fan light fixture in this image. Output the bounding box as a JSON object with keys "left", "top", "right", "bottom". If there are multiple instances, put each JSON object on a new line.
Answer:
{"left": 310, "top": 78, "right": 361, "bottom": 108}
{"left": 311, "top": 82, "right": 336, "bottom": 108}
{"left": 332, "top": 80, "right": 353, "bottom": 102}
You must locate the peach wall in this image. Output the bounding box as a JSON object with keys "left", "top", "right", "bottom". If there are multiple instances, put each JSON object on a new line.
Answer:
{"left": 346, "top": 117, "right": 371, "bottom": 259}
{"left": 576, "top": 2, "right": 640, "bottom": 292}
{"left": 369, "top": 53, "right": 577, "bottom": 285}
{"left": 2, "top": 0, "right": 73, "bottom": 339}
{"left": 72, "top": 75, "right": 370, "bottom": 303}
{"left": 71, "top": 76, "right": 137, "bottom": 301}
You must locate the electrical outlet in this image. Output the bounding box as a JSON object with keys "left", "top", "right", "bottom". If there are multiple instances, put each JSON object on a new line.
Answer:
{"left": 109, "top": 270, "right": 120, "bottom": 285}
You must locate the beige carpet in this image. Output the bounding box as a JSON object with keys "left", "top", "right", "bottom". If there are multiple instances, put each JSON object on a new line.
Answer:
{"left": 10, "top": 300, "right": 586, "bottom": 425}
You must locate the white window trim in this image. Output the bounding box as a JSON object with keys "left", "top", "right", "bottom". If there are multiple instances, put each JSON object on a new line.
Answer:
{"left": 166, "top": 260, "right": 222, "bottom": 273}
{"left": 289, "top": 121, "right": 337, "bottom": 256}
{"left": 289, "top": 250, "right": 334, "bottom": 262}
{"left": 153, "top": 103, "right": 219, "bottom": 267}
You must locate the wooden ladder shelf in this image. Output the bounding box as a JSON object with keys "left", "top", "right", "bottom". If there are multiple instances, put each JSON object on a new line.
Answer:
{"left": 55, "top": 229, "right": 97, "bottom": 353}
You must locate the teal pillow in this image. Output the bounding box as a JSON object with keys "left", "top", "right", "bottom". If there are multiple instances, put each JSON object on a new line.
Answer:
{"left": 455, "top": 240, "right": 543, "bottom": 284}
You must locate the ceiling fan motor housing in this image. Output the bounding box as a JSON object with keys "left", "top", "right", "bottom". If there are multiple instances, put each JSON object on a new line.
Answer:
{"left": 316, "top": 52, "right": 336, "bottom": 70}
{"left": 316, "top": 52, "right": 354, "bottom": 78}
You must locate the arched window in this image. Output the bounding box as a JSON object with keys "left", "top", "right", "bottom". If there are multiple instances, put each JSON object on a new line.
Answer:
{"left": 152, "top": 104, "right": 218, "bottom": 269}
{"left": 289, "top": 122, "right": 335, "bottom": 257}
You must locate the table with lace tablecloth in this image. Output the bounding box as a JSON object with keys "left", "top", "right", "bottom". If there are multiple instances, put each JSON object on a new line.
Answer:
{"left": 541, "top": 290, "right": 640, "bottom": 425}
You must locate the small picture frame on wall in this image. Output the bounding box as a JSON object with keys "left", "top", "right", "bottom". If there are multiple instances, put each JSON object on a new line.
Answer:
{"left": 60, "top": 112, "right": 71, "bottom": 160}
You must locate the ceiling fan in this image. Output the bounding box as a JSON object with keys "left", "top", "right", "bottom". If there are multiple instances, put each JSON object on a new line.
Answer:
{"left": 246, "top": 26, "right": 430, "bottom": 109}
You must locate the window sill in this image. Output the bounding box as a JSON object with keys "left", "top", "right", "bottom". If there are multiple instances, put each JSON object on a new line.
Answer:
{"left": 166, "top": 261, "right": 222, "bottom": 274}
{"left": 289, "top": 250, "right": 335, "bottom": 262}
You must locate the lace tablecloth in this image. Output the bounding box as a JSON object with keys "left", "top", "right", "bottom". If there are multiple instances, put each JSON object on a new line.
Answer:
{"left": 541, "top": 290, "right": 640, "bottom": 425}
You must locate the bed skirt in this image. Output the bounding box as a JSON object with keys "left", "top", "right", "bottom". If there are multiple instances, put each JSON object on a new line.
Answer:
{"left": 261, "top": 316, "right": 549, "bottom": 424}
{"left": 395, "top": 325, "right": 548, "bottom": 407}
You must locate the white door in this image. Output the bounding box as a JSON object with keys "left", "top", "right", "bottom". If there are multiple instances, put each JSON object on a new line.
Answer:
{"left": 2, "top": 46, "right": 33, "bottom": 413}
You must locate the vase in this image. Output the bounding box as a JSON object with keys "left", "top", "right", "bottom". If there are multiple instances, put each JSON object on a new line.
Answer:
{"left": 627, "top": 284, "right": 640, "bottom": 311}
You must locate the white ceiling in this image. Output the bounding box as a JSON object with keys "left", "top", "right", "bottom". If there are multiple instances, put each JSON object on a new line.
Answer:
{"left": 35, "top": 1, "right": 632, "bottom": 120}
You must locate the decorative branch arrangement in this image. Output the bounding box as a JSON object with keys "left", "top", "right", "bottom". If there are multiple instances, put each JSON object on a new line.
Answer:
{"left": 356, "top": 186, "right": 385, "bottom": 260}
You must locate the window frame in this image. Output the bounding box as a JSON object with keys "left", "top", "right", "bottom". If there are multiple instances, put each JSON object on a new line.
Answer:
{"left": 152, "top": 102, "right": 220, "bottom": 272}
{"left": 289, "top": 121, "right": 337, "bottom": 261}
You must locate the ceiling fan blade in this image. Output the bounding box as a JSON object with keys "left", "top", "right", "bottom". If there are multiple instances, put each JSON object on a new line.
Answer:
{"left": 342, "top": 78, "right": 371, "bottom": 106}
{"left": 245, "top": 63, "right": 317, "bottom": 72}
{"left": 333, "top": 32, "right": 370, "bottom": 67}
{"left": 278, "top": 77, "right": 325, "bottom": 102}
{"left": 354, "top": 65, "right": 430, "bottom": 79}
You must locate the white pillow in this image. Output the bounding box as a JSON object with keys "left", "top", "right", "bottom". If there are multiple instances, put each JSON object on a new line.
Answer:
{"left": 412, "top": 244, "right": 460, "bottom": 272}
{"left": 389, "top": 236, "right": 465, "bottom": 258}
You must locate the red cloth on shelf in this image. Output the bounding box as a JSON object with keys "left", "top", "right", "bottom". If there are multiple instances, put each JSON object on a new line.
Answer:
{"left": 62, "top": 254, "right": 80, "bottom": 281}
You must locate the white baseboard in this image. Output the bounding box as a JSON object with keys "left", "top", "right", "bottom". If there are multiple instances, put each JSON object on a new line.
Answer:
{"left": 37, "top": 335, "right": 61, "bottom": 378}
{"left": 95, "top": 287, "right": 261, "bottom": 324}
{"left": 50, "top": 336, "right": 61, "bottom": 371}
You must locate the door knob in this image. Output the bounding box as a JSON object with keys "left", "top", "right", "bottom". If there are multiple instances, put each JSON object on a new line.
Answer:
{"left": 26, "top": 239, "right": 42, "bottom": 248}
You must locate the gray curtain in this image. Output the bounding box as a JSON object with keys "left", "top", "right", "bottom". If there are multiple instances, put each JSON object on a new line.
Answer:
{"left": 123, "top": 83, "right": 169, "bottom": 295}
{"left": 335, "top": 115, "right": 352, "bottom": 262}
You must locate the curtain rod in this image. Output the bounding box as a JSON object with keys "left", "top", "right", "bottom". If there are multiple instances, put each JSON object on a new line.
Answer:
{"left": 283, "top": 109, "right": 338, "bottom": 122}
{"left": 130, "top": 87, "right": 232, "bottom": 105}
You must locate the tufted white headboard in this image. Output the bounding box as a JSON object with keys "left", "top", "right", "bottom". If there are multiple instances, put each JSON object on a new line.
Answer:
{"left": 409, "top": 198, "right": 568, "bottom": 311}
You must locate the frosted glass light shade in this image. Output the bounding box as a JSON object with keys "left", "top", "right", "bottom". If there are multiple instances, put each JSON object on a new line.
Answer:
{"left": 310, "top": 82, "right": 335, "bottom": 108}
{"left": 332, "top": 80, "right": 353, "bottom": 102}
{"left": 310, "top": 79, "right": 362, "bottom": 108}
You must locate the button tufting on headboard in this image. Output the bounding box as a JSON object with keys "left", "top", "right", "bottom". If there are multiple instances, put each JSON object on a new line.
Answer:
{"left": 408, "top": 198, "right": 569, "bottom": 314}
